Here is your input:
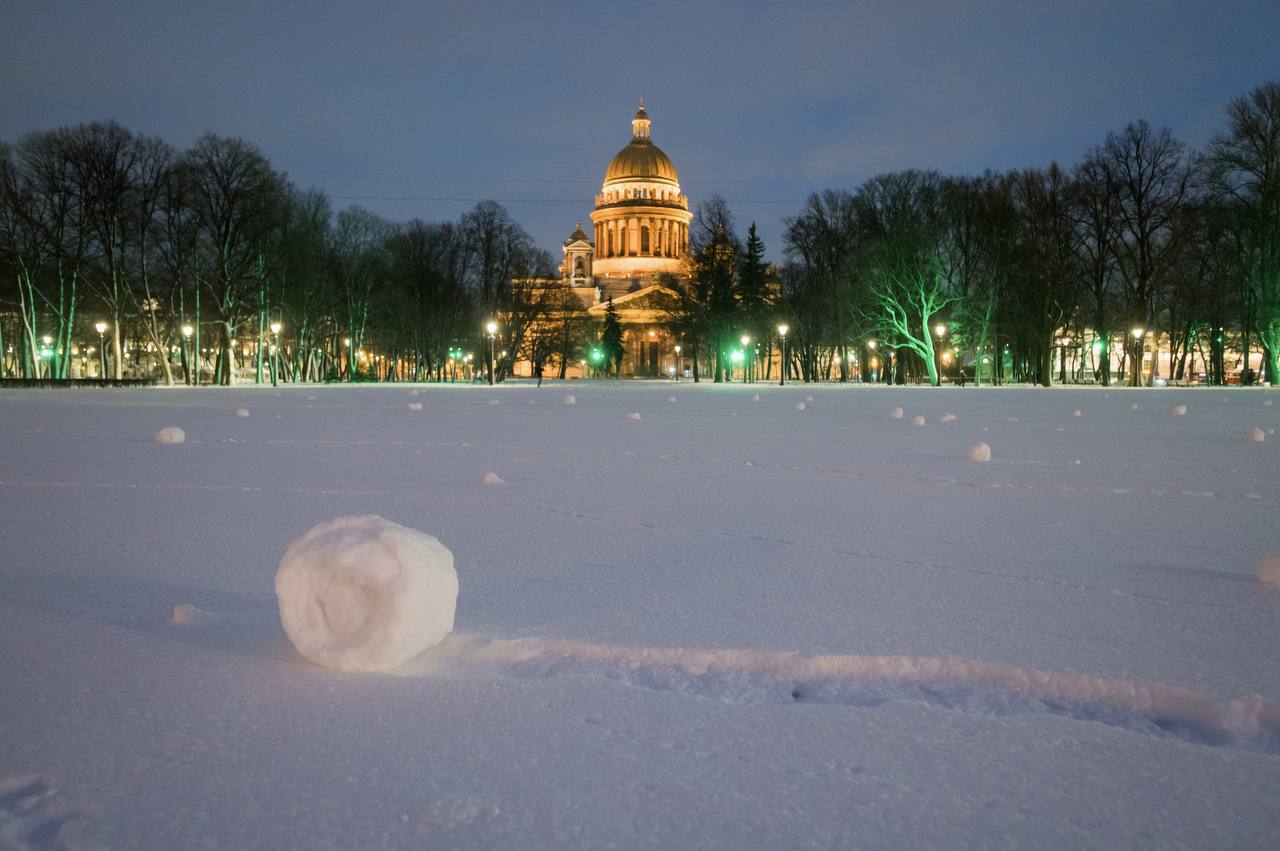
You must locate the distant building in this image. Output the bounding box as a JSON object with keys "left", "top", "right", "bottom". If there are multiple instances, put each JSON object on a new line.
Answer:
{"left": 514, "top": 103, "right": 692, "bottom": 379}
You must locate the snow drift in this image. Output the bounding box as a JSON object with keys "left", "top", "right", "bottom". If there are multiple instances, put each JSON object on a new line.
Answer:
{"left": 275, "top": 515, "right": 458, "bottom": 672}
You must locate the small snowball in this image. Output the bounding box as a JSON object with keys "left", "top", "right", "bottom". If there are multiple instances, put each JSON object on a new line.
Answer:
{"left": 1170, "top": 404, "right": 1186, "bottom": 416}
{"left": 667, "top": 395, "right": 677, "bottom": 402}
{"left": 1007, "top": 417, "right": 1019, "bottom": 423}
{"left": 275, "top": 515, "right": 458, "bottom": 672}
{"left": 1264, "top": 399, "right": 1273, "bottom": 407}
{"left": 1072, "top": 459, "right": 1081, "bottom": 465}
{"left": 562, "top": 395, "right": 576, "bottom": 406}
{"left": 482, "top": 472, "right": 506, "bottom": 485}
{"left": 235, "top": 408, "right": 250, "bottom": 418}
{"left": 626, "top": 411, "right": 642, "bottom": 420}
{"left": 1056, "top": 427, "right": 1065, "bottom": 432}
{"left": 980, "top": 426, "right": 989, "bottom": 432}
{"left": 488, "top": 400, "right": 500, "bottom": 406}
{"left": 410, "top": 389, "right": 420, "bottom": 396}
{"left": 805, "top": 396, "right": 815, "bottom": 403}
{"left": 795, "top": 401, "right": 807, "bottom": 411}
{"left": 890, "top": 406, "right": 904, "bottom": 418}
{"left": 1223, "top": 396, "right": 1230, "bottom": 403}
{"left": 939, "top": 413, "right": 957, "bottom": 423}
{"left": 1131, "top": 403, "right": 1140, "bottom": 410}
{"left": 752, "top": 394, "right": 760, "bottom": 402}
{"left": 171, "top": 604, "right": 204, "bottom": 625}
{"left": 1256, "top": 557, "right": 1280, "bottom": 587}
{"left": 154, "top": 426, "right": 186, "bottom": 444}
{"left": 911, "top": 415, "right": 926, "bottom": 426}
{"left": 306, "top": 395, "right": 318, "bottom": 401}
{"left": 1072, "top": 409, "right": 1082, "bottom": 417}
{"left": 968, "top": 442, "right": 991, "bottom": 462}
{"left": 408, "top": 402, "right": 423, "bottom": 411}
{"left": 1247, "top": 427, "right": 1266, "bottom": 443}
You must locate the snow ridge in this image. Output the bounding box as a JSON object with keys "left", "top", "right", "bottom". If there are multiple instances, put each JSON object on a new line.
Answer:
{"left": 433, "top": 636, "right": 1280, "bottom": 753}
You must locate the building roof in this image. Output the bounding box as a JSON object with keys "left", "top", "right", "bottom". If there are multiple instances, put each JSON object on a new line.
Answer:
{"left": 603, "top": 102, "right": 679, "bottom": 186}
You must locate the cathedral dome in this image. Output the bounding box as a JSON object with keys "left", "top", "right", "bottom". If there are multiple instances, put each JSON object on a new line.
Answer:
{"left": 602, "top": 101, "right": 680, "bottom": 186}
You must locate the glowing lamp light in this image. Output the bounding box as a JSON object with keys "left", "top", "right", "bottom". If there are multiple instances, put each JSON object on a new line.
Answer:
{"left": 1131, "top": 327, "right": 1145, "bottom": 340}
{"left": 867, "top": 340, "right": 877, "bottom": 350}
{"left": 934, "top": 323, "right": 947, "bottom": 338}
{"left": 590, "top": 349, "right": 604, "bottom": 363}
{"left": 870, "top": 357, "right": 879, "bottom": 369}
{"left": 181, "top": 325, "right": 193, "bottom": 338}
{"left": 740, "top": 334, "right": 750, "bottom": 347}
{"left": 776, "top": 324, "right": 789, "bottom": 338}
{"left": 343, "top": 338, "right": 351, "bottom": 347}
{"left": 731, "top": 349, "right": 744, "bottom": 364}
{"left": 270, "top": 322, "right": 282, "bottom": 335}
{"left": 674, "top": 345, "right": 682, "bottom": 355}
{"left": 42, "top": 335, "right": 52, "bottom": 346}
{"left": 94, "top": 321, "right": 107, "bottom": 334}
{"left": 485, "top": 321, "right": 498, "bottom": 335}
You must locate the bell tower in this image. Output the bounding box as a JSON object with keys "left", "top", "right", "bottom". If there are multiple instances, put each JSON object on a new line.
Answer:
{"left": 561, "top": 221, "right": 593, "bottom": 285}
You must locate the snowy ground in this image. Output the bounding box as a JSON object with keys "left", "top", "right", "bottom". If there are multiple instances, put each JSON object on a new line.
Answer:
{"left": 1, "top": 382, "right": 1278, "bottom": 849}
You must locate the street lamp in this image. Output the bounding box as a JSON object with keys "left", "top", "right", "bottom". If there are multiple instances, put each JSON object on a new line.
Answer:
{"left": 269, "top": 321, "right": 282, "bottom": 386}
{"left": 181, "top": 325, "right": 194, "bottom": 385}
{"left": 933, "top": 323, "right": 947, "bottom": 384}
{"left": 777, "top": 323, "right": 789, "bottom": 386}
{"left": 673, "top": 344, "right": 682, "bottom": 381}
{"left": 1131, "top": 326, "right": 1146, "bottom": 387}
{"left": 740, "top": 335, "right": 751, "bottom": 382}
{"left": 485, "top": 320, "right": 497, "bottom": 386}
{"left": 94, "top": 321, "right": 108, "bottom": 378}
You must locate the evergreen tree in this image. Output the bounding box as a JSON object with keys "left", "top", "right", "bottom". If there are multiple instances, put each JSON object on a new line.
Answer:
{"left": 601, "top": 296, "right": 624, "bottom": 376}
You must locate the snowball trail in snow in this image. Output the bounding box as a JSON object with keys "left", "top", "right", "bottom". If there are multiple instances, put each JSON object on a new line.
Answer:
{"left": 436, "top": 636, "right": 1280, "bottom": 754}
{"left": 275, "top": 515, "right": 458, "bottom": 672}
{"left": 153, "top": 427, "right": 185, "bottom": 444}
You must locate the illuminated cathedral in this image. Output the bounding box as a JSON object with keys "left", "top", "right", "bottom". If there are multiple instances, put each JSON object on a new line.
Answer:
{"left": 524, "top": 102, "right": 693, "bottom": 378}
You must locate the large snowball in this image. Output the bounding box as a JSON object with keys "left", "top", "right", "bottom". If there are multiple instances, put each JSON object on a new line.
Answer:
{"left": 1257, "top": 557, "right": 1280, "bottom": 587}
{"left": 968, "top": 442, "right": 991, "bottom": 462}
{"left": 275, "top": 516, "right": 458, "bottom": 672}
{"left": 154, "top": 426, "right": 185, "bottom": 444}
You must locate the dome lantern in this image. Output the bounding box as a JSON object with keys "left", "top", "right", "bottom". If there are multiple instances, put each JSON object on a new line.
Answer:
{"left": 631, "top": 99, "right": 650, "bottom": 141}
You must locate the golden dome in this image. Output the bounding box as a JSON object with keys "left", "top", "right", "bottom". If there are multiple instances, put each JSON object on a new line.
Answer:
{"left": 604, "top": 142, "right": 679, "bottom": 185}
{"left": 603, "top": 101, "right": 680, "bottom": 186}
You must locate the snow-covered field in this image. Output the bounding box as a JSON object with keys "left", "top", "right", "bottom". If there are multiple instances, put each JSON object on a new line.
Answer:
{"left": 2, "top": 383, "right": 1278, "bottom": 849}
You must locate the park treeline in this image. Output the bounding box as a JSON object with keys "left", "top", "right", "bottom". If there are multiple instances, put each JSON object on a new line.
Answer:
{"left": 1, "top": 81, "right": 1276, "bottom": 386}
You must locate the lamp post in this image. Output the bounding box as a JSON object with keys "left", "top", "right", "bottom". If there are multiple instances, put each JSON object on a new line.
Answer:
{"left": 94, "top": 322, "right": 108, "bottom": 379}
{"left": 1131, "top": 326, "right": 1145, "bottom": 387}
{"left": 740, "top": 335, "right": 751, "bottom": 382}
{"left": 933, "top": 322, "right": 946, "bottom": 385}
{"left": 867, "top": 339, "right": 877, "bottom": 383}
{"left": 181, "top": 324, "right": 193, "bottom": 385}
{"left": 485, "top": 321, "right": 497, "bottom": 386}
{"left": 269, "top": 321, "right": 282, "bottom": 386}
{"left": 777, "top": 324, "right": 789, "bottom": 386}
{"left": 673, "top": 344, "right": 682, "bottom": 381}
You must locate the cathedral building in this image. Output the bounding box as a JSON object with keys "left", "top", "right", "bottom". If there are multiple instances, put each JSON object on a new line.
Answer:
{"left": 523, "top": 102, "right": 692, "bottom": 379}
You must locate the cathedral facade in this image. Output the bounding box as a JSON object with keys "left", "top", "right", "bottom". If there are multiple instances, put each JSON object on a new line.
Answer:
{"left": 519, "top": 103, "right": 694, "bottom": 379}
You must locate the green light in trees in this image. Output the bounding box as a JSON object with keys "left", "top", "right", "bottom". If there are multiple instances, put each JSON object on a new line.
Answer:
{"left": 590, "top": 349, "right": 604, "bottom": 363}
{"left": 731, "top": 349, "right": 744, "bottom": 364}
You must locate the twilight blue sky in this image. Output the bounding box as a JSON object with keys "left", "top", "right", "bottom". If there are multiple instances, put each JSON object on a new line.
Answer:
{"left": 3, "top": 0, "right": 1277, "bottom": 260}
